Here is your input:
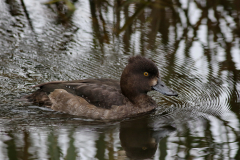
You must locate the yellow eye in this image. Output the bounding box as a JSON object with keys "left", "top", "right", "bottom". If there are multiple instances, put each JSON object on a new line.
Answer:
{"left": 144, "top": 72, "right": 149, "bottom": 76}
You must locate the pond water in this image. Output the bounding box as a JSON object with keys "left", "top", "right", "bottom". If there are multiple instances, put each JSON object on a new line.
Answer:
{"left": 0, "top": 0, "right": 240, "bottom": 159}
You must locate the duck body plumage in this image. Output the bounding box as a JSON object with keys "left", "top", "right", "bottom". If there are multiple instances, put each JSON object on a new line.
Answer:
{"left": 26, "top": 56, "right": 178, "bottom": 120}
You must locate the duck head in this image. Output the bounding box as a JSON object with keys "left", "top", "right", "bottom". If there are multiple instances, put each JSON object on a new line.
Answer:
{"left": 120, "top": 56, "right": 178, "bottom": 103}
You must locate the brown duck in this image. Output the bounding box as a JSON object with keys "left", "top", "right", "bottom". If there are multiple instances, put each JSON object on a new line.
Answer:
{"left": 26, "top": 56, "right": 178, "bottom": 120}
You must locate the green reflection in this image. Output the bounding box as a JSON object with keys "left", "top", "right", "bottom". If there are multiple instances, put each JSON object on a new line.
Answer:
{"left": 5, "top": 133, "right": 18, "bottom": 160}
{"left": 65, "top": 129, "right": 77, "bottom": 160}
{"left": 48, "top": 132, "right": 62, "bottom": 160}
{"left": 95, "top": 133, "right": 106, "bottom": 160}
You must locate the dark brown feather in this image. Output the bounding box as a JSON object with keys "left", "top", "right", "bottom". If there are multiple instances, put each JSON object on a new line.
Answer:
{"left": 27, "top": 79, "right": 125, "bottom": 109}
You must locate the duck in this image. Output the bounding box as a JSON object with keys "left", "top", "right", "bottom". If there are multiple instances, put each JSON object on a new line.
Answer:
{"left": 26, "top": 56, "right": 178, "bottom": 120}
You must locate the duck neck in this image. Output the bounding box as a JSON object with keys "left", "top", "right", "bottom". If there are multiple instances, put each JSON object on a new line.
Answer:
{"left": 124, "top": 94, "right": 156, "bottom": 110}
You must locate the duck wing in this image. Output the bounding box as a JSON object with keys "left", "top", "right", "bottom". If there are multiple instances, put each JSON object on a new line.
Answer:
{"left": 27, "top": 79, "right": 125, "bottom": 109}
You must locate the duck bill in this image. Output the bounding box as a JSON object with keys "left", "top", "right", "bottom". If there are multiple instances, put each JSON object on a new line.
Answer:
{"left": 152, "top": 78, "right": 178, "bottom": 96}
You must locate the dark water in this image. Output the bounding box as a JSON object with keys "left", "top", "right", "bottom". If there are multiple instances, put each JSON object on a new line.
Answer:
{"left": 0, "top": 0, "right": 240, "bottom": 159}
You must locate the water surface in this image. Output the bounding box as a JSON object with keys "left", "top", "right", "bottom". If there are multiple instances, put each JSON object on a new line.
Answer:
{"left": 0, "top": 0, "right": 240, "bottom": 159}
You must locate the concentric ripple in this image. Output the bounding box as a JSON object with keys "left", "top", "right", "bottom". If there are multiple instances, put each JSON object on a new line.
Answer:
{"left": 152, "top": 53, "right": 232, "bottom": 121}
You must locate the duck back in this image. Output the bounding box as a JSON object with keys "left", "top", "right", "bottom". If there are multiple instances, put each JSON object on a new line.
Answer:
{"left": 27, "top": 79, "right": 126, "bottom": 109}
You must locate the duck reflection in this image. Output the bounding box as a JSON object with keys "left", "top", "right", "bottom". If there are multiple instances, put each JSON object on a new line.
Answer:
{"left": 119, "top": 116, "right": 175, "bottom": 159}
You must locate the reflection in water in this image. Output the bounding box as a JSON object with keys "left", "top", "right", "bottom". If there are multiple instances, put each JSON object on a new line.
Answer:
{"left": 0, "top": 115, "right": 177, "bottom": 159}
{"left": 120, "top": 116, "right": 176, "bottom": 159}
{"left": 0, "top": 0, "right": 240, "bottom": 159}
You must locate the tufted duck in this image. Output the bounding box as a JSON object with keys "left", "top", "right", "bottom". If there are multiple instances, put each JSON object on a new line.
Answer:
{"left": 26, "top": 56, "right": 177, "bottom": 119}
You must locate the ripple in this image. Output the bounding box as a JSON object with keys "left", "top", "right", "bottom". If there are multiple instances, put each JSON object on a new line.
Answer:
{"left": 152, "top": 54, "right": 232, "bottom": 121}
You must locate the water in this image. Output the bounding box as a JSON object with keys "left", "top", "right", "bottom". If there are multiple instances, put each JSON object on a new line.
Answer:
{"left": 0, "top": 0, "right": 240, "bottom": 159}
